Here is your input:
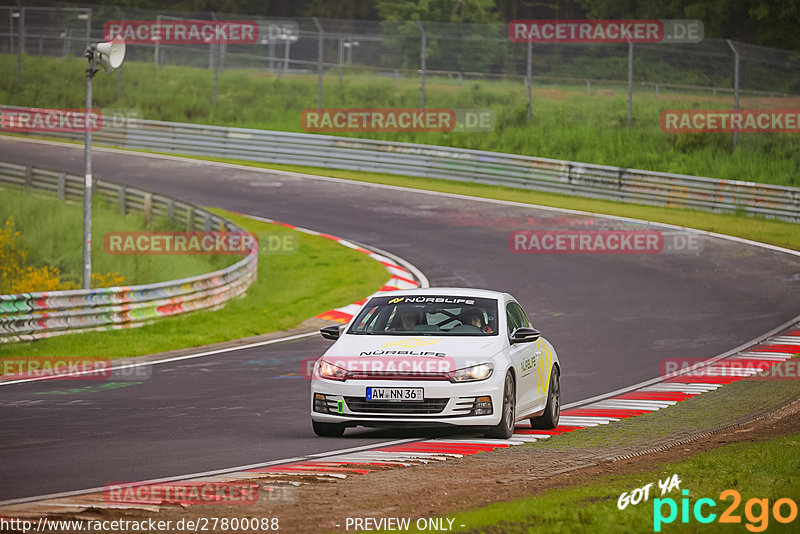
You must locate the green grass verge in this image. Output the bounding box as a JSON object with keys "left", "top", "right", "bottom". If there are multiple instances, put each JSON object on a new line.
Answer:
{"left": 0, "top": 209, "right": 390, "bottom": 359}
{"left": 2, "top": 54, "right": 798, "bottom": 187}
{"left": 382, "top": 368, "right": 800, "bottom": 533}
{"left": 431, "top": 433, "right": 800, "bottom": 533}
{"left": 0, "top": 187, "right": 235, "bottom": 287}
{"left": 192, "top": 157, "right": 800, "bottom": 252}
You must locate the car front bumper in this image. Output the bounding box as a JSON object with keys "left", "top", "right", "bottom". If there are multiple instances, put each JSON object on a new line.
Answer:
{"left": 310, "top": 372, "right": 505, "bottom": 427}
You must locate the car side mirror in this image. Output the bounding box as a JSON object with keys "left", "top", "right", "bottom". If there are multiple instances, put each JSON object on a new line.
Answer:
{"left": 510, "top": 327, "right": 540, "bottom": 344}
{"left": 320, "top": 325, "right": 342, "bottom": 340}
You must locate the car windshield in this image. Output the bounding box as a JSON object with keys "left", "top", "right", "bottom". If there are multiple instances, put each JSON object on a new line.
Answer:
{"left": 348, "top": 295, "right": 498, "bottom": 336}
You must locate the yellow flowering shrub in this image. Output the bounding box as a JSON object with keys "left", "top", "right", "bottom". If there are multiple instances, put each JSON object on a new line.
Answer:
{"left": 0, "top": 216, "right": 124, "bottom": 294}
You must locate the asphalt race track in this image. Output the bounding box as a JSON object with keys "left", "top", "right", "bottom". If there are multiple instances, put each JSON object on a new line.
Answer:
{"left": 1, "top": 137, "right": 798, "bottom": 501}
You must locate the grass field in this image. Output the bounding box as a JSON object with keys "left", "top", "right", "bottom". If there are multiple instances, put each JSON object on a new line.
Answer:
{"left": 0, "top": 188, "right": 235, "bottom": 287}
{"left": 0, "top": 208, "right": 390, "bottom": 359}
{"left": 1, "top": 54, "right": 798, "bottom": 187}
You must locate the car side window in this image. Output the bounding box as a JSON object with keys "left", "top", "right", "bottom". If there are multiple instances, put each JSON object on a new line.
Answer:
{"left": 514, "top": 302, "right": 532, "bottom": 328}
{"left": 506, "top": 302, "right": 524, "bottom": 335}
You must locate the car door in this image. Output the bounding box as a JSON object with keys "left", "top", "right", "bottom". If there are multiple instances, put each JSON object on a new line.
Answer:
{"left": 504, "top": 301, "right": 537, "bottom": 415}
{"left": 512, "top": 301, "right": 549, "bottom": 414}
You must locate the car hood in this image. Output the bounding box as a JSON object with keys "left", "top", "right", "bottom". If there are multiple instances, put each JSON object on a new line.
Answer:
{"left": 323, "top": 334, "right": 504, "bottom": 369}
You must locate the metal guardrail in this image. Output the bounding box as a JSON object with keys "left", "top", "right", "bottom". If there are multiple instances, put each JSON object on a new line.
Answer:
{"left": 0, "top": 161, "right": 258, "bottom": 343}
{"left": 21, "top": 114, "right": 800, "bottom": 222}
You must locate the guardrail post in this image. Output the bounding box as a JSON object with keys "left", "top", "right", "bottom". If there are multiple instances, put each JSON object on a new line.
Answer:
{"left": 203, "top": 213, "right": 212, "bottom": 232}
{"left": 167, "top": 199, "right": 174, "bottom": 222}
{"left": 24, "top": 166, "right": 32, "bottom": 194}
{"left": 118, "top": 185, "right": 126, "bottom": 215}
{"left": 57, "top": 173, "right": 66, "bottom": 201}
{"left": 144, "top": 193, "right": 153, "bottom": 227}
{"left": 417, "top": 21, "right": 426, "bottom": 109}
{"left": 186, "top": 206, "right": 194, "bottom": 231}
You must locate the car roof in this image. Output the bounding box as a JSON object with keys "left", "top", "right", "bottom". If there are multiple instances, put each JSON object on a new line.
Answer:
{"left": 373, "top": 287, "right": 511, "bottom": 301}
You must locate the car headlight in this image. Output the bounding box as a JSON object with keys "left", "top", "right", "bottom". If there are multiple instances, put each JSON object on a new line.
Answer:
{"left": 318, "top": 360, "right": 348, "bottom": 381}
{"left": 447, "top": 362, "right": 494, "bottom": 383}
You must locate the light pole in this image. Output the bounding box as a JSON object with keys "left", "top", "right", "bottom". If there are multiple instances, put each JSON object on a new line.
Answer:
{"left": 83, "top": 37, "right": 125, "bottom": 289}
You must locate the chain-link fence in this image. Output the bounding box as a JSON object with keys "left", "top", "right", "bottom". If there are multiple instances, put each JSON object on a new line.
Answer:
{"left": 3, "top": 6, "right": 800, "bottom": 128}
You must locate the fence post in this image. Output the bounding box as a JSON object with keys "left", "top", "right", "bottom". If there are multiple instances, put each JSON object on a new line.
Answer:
{"left": 526, "top": 41, "right": 532, "bottom": 122}
{"left": 186, "top": 206, "right": 194, "bottom": 231}
{"left": 115, "top": 7, "right": 123, "bottom": 99}
{"left": 338, "top": 37, "right": 344, "bottom": 83}
{"left": 726, "top": 40, "right": 740, "bottom": 148}
{"left": 212, "top": 43, "right": 219, "bottom": 104}
{"left": 154, "top": 14, "right": 161, "bottom": 66}
{"left": 586, "top": 79, "right": 590, "bottom": 97}
{"left": 57, "top": 173, "right": 66, "bottom": 201}
{"left": 313, "top": 17, "right": 323, "bottom": 109}
{"left": 627, "top": 41, "right": 633, "bottom": 126}
{"left": 725, "top": 39, "right": 739, "bottom": 148}
{"left": 9, "top": 9, "right": 14, "bottom": 54}
{"left": 16, "top": 8, "right": 24, "bottom": 84}
{"left": 167, "top": 199, "right": 174, "bottom": 222}
{"left": 417, "top": 21, "right": 426, "bottom": 109}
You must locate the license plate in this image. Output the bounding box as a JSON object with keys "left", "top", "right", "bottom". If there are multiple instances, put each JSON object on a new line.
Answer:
{"left": 366, "top": 387, "right": 424, "bottom": 402}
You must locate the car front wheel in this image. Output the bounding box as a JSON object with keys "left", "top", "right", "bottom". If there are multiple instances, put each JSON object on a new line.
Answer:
{"left": 484, "top": 372, "right": 516, "bottom": 439}
{"left": 530, "top": 368, "right": 560, "bottom": 430}
{"left": 312, "top": 421, "right": 346, "bottom": 437}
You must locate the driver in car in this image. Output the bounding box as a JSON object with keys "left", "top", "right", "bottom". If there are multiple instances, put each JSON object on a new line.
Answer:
{"left": 391, "top": 306, "right": 421, "bottom": 331}
{"left": 461, "top": 307, "right": 493, "bottom": 333}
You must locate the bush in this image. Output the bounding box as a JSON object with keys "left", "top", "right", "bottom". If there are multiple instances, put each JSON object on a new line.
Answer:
{"left": 0, "top": 215, "right": 125, "bottom": 294}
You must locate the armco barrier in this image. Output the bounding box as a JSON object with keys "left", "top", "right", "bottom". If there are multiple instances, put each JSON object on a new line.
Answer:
{"left": 0, "top": 162, "right": 257, "bottom": 343}
{"left": 4, "top": 108, "right": 798, "bottom": 221}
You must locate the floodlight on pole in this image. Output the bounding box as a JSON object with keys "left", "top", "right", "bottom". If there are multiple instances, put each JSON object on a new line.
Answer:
{"left": 83, "top": 37, "right": 125, "bottom": 289}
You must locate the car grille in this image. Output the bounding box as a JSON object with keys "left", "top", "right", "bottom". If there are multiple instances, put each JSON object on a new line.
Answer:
{"left": 344, "top": 397, "right": 448, "bottom": 414}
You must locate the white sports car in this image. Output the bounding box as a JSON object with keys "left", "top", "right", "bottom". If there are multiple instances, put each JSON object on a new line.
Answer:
{"left": 310, "top": 288, "right": 561, "bottom": 438}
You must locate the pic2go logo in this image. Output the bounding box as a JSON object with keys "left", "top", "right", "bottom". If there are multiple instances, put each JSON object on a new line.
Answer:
{"left": 654, "top": 489, "right": 799, "bottom": 532}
